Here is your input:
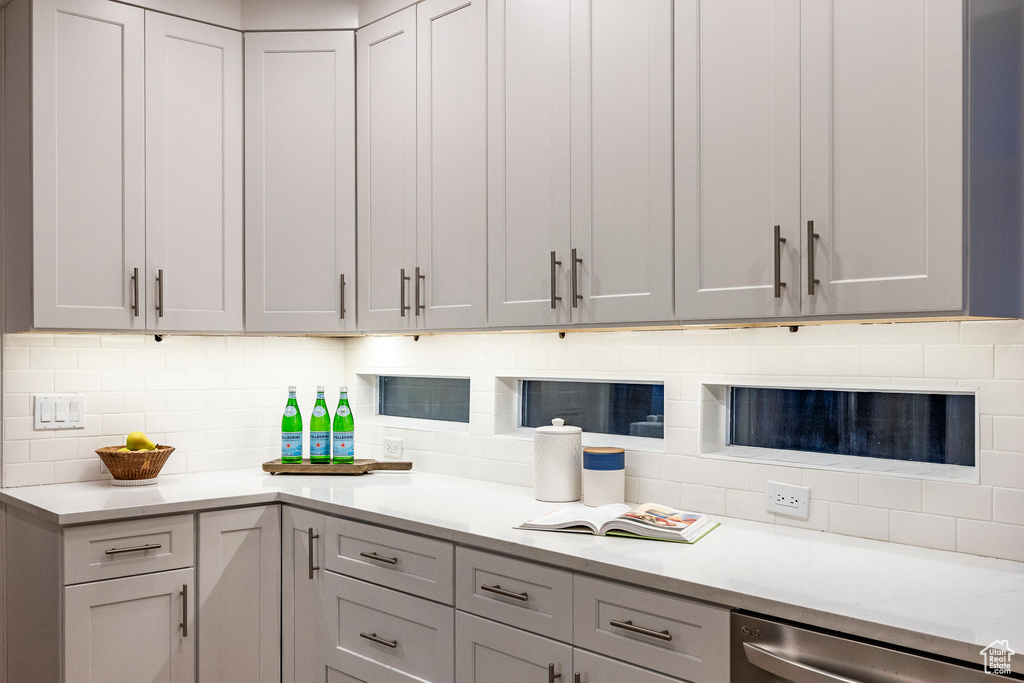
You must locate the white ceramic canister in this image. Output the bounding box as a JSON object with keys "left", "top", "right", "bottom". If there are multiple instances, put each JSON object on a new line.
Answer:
{"left": 533, "top": 418, "right": 582, "bottom": 502}
{"left": 582, "top": 447, "right": 625, "bottom": 507}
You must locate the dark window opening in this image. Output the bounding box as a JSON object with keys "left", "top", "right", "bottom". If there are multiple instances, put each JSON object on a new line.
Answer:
{"left": 729, "top": 387, "right": 975, "bottom": 466}
{"left": 378, "top": 376, "right": 470, "bottom": 423}
{"left": 521, "top": 380, "right": 665, "bottom": 438}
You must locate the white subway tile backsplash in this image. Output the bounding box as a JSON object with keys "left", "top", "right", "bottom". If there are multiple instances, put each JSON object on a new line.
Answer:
{"left": 957, "top": 519, "right": 1024, "bottom": 562}
{"left": 702, "top": 459, "right": 751, "bottom": 490}
{"left": 993, "top": 417, "right": 1024, "bottom": 453}
{"left": 861, "top": 345, "right": 924, "bottom": 378}
{"left": 922, "top": 481, "right": 992, "bottom": 521}
{"left": 993, "top": 487, "right": 1024, "bottom": 525}
{"left": 830, "top": 503, "right": 890, "bottom": 541}
{"left": 924, "top": 345, "right": 994, "bottom": 379}
{"left": 726, "top": 489, "right": 775, "bottom": 523}
{"left": 890, "top": 511, "right": 957, "bottom": 551}
{"left": 859, "top": 475, "right": 922, "bottom": 512}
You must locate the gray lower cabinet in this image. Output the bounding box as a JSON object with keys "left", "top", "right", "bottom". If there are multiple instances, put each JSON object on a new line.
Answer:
{"left": 573, "top": 649, "right": 686, "bottom": 683}
{"left": 197, "top": 506, "right": 281, "bottom": 683}
{"left": 282, "top": 506, "right": 329, "bottom": 683}
{"left": 455, "top": 611, "right": 573, "bottom": 683}
{"left": 64, "top": 568, "right": 195, "bottom": 683}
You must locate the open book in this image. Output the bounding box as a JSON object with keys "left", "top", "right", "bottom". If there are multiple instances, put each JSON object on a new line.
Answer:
{"left": 518, "top": 503, "right": 718, "bottom": 543}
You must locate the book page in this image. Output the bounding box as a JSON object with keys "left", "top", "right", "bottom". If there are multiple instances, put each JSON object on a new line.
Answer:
{"left": 522, "top": 504, "right": 630, "bottom": 531}
{"left": 607, "top": 503, "right": 706, "bottom": 535}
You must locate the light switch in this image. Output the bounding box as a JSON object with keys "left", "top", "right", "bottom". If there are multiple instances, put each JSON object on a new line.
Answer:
{"left": 34, "top": 394, "right": 85, "bottom": 430}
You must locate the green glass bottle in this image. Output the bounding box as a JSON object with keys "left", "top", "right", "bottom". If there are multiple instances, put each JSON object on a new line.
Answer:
{"left": 309, "top": 386, "right": 331, "bottom": 464}
{"left": 281, "top": 386, "right": 303, "bottom": 463}
{"left": 332, "top": 386, "right": 355, "bottom": 464}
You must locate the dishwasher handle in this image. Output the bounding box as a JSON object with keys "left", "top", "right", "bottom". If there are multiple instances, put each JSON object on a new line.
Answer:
{"left": 743, "top": 642, "right": 865, "bottom": 683}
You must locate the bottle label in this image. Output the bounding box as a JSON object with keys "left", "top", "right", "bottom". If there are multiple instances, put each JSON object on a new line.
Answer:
{"left": 337, "top": 406, "right": 351, "bottom": 417}
{"left": 312, "top": 406, "right": 327, "bottom": 417}
{"left": 281, "top": 432, "right": 302, "bottom": 457}
{"left": 309, "top": 431, "right": 330, "bottom": 456}
{"left": 333, "top": 431, "right": 355, "bottom": 459}
{"left": 284, "top": 406, "right": 298, "bottom": 417}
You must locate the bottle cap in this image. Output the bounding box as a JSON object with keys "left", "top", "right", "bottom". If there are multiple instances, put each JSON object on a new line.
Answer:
{"left": 317, "top": 385, "right": 324, "bottom": 392}
{"left": 288, "top": 385, "right": 296, "bottom": 392}
{"left": 340, "top": 386, "right": 348, "bottom": 393}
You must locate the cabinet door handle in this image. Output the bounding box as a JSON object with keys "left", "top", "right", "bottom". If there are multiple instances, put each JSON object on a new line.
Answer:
{"left": 104, "top": 542, "right": 162, "bottom": 556}
{"left": 571, "top": 248, "right": 583, "bottom": 308}
{"left": 548, "top": 663, "right": 561, "bottom": 682}
{"left": 399, "top": 269, "right": 411, "bottom": 317}
{"left": 609, "top": 618, "right": 672, "bottom": 642}
{"left": 340, "top": 273, "right": 346, "bottom": 320}
{"left": 415, "top": 267, "right": 426, "bottom": 316}
{"left": 359, "top": 550, "right": 398, "bottom": 565}
{"left": 180, "top": 584, "right": 188, "bottom": 637}
{"left": 156, "top": 269, "right": 165, "bottom": 317}
{"left": 574, "top": 675, "right": 581, "bottom": 683}
{"left": 308, "top": 527, "right": 320, "bottom": 580}
{"left": 773, "top": 226, "right": 786, "bottom": 298}
{"left": 131, "top": 268, "right": 140, "bottom": 317}
{"left": 807, "top": 220, "right": 820, "bottom": 296}
{"left": 550, "top": 251, "right": 562, "bottom": 309}
{"left": 480, "top": 583, "right": 528, "bottom": 602}
{"left": 360, "top": 631, "right": 398, "bottom": 649}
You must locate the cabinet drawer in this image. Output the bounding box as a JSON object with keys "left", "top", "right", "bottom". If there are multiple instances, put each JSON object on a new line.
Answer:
{"left": 574, "top": 576, "right": 729, "bottom": 683}
{"left": 574, "top": 648, "right": 690, "bottom": 683}
{"left": 323, "top": 572, "right": 454, "bottom": 683}
{"left": 324, "top": 516, "right": 454, "bottom": 604}
{"left": 64, "top": 514, "right": 194, "bottom": 585}
{"left": 455, "top": 546, "right": 573, "bottom": 641}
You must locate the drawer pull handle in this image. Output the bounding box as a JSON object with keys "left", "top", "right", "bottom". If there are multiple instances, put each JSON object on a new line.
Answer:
{"left": 104, "top": 543, "right": 162, "bottom": 556}
{"left": 360, "top": 551, "right": 399, "bottom": 565}
{"left": 480, "top": 583, "right": 528, "bottom": 602}
{"left": 308, "top": 528, "right": 320, "bottom": 580}
{"left": 609, "top": 619, "right": 672, "bottom": 642}
{"left": 548, "top": 663, "right": 561, "bottom": 682}
{"left": 180, "top": 583, "right": 188, "bottom": 638}
{"left": 360, "top": 631, "right": 398, "bottom": 649}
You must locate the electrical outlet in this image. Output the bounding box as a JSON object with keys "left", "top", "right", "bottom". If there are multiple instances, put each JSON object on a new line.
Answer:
{"left": 384, "top": 437, "right": 404, "bottom": 459}
{"left": 765, "top": 481, "right": 810, "bottom": 519}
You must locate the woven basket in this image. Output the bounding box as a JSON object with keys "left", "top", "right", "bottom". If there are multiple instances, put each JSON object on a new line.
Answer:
{"left": 95, "top": 446, "right": 175, "bottom": 481}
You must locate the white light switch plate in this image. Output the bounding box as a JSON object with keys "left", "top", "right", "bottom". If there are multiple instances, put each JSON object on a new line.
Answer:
{"left": 34, "top": 394, "right": 85, "bottom": 430}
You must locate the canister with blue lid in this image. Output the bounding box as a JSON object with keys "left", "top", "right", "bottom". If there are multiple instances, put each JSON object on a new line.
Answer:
{"left": 582, "top": 447, "right": 625, "bottom": 507}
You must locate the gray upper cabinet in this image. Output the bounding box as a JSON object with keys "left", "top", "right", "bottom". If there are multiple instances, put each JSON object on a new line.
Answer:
{"left": 357, "top": 8, "right": 419, "bottom": 332}
{"left": 245, "top": 31, "right": 356, "bottom": 334}
{"left": 800, "top": 0, "right": 964, "bottom": 316}
{"left": 20, "top": 0, "right": 146, "bottom": 331}
{"left": 675, "top": 0, "right": 802, "bottom": 320}
{"left": 486, "top": 0, "right": 572, "bottom": 329}
{"left": 146, "top": 12, "right": 243, "bottom": 333}
{"left": 416, "top": 0, "right": 488, "bottom": 330}
{"left": 569, "top": 0, "right": 675, "bottom": 326}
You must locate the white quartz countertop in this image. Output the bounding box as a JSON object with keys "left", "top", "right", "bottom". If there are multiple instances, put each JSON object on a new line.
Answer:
{"left": 2, "top": 468, "right": 1022, "bottom": 666}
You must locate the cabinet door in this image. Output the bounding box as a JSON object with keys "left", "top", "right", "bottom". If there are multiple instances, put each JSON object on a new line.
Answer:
{"left": 64, "top": 568, "right": 194, "bottom": 683}
{"left": 574, "top": 649, "right": 690, "bottom": 683}
{"left": 675, "top": 0, "right": 801, "bottom": 321}
{"left": 801, "top": 0, "right": 963, "bottom": 315}
{"left": 145, "top": 12, "right": 242, "bottom": 332}
{"left": 198, "top": 506, "right": 281, "bottom": 683}
{"left": 283, "top": 506, "right": 328, "bottom": 683}
{"left": 32, "top": 0, "right": 145, "bottom": 330}
{"left": 416, "top": 0, "right": 488, "bottom": 330}
{"left": 245, "top": 31, "right": 357, "bottom": 333}
{"left": 357, "top": 8, "right": 418, "bottom": 332}
{"left": 569, "top": 0, "right": 674, "bottom": 325}
{"left": 487, "top": 0, "right": 572, "bottom": 328}
{"left": 455, "top": 612, "right": 572, "bottom": 683}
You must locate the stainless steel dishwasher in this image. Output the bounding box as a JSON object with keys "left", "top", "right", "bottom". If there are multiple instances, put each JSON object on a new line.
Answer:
{"left": 731, "top": 612, "right": 1014, "bottom": 682}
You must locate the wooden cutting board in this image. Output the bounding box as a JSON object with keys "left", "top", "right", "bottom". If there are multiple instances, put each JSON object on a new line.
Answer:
{"left": 262, "top": 458, "right": 413, "bottom": 475}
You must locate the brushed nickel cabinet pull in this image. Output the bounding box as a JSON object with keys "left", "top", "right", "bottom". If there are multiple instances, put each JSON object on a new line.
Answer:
{"left": 104, "top": 542, "right": 162, "bottom": 556}
{"left": 359, "top": 550, "right": 398, "bottom": 565}
{"left": 131, "top": 268, "right": 140, "bottom": 317}
{"left": 807, "top": 220, "right": 820, "bottom": 296}
{"left": 399, "top": 269, "right": 411, "bottom": 317}
{"left": 480, "top": 583, "right": 528, "bottom": 602}
{"left": 340, "top": 273, "right": 346, "bottom": 319}
{"left": 360, "top": 631, "right": 398, "bottom": 648}
{"left": 773, "top": 226, "right": 786, "bottom": 298}
{"left": 574, "top": 674, "right": 581, "bottom": 683}
{"left": 548, "top": 663, "right": 561, "bottom": 682}
{"left": 308, "top": 527, "right": 320, "bottom": 580}
{"left": 609, "top": 618, "right": 672, "bottom": 642}
{"left": 180, "top": 584, "right": 188, "bottom": 637}
{"left": 156, "top": 269, "right": 165, "bottom": 317}
{"left": 550, "top": 251, "right": 562, "bottom": 309}
{"left": 415, "top": 267, "right": 425, "bottom": 316}
{"left": 571, "top": 248, "right": 583, "bottom": 308}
